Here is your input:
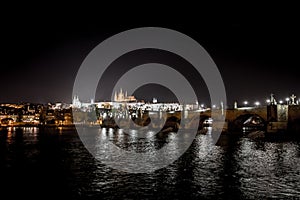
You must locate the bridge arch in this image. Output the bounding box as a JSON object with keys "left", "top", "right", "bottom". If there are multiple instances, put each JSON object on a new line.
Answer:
{"left": 199, "top": 114, "right": 212, "bottom": 128}
{"left": 231, "top": 114, "right": 266, "bottom": 132}
{"left": 186, "top": 114, "right": 211, "bottom": 130}
{"left": 163, "top": 115, "right": 181, "bottom": 130}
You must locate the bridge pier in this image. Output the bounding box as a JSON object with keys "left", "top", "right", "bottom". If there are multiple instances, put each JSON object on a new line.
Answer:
{"left": 266, "top": 105, "right": 288, "bottom": 133}
{"left": 287, "top": 105, "right": 300, "bottom": 133}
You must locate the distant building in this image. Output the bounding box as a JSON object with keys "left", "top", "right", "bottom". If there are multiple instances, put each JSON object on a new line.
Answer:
{"left": 71, "top": 89, "right": 137, "bottom": 110}
{"left": 152, "top": 98, "right": 158, "bottom": 104}
{"left": 114, "top": 88, "right": 136, "bottom": 102}
{"left": 72, "top": 95, "right": 82, "bottom": 108}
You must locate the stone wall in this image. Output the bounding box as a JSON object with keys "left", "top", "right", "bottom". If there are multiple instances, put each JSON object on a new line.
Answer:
{"left": 288, "top": 105, "right": 300, "bottom": 132}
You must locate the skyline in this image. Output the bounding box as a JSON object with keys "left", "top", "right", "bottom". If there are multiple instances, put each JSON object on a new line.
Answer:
{"left": 1, "top": 90, "right": 298, "bottom": 108}
{"left": 1, "top": 17, "right": 299, "bottom": 105}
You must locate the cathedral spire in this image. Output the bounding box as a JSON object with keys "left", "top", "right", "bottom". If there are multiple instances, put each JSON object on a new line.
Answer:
{"left": 114, "top": 91, "right": 117, "bottom": 102}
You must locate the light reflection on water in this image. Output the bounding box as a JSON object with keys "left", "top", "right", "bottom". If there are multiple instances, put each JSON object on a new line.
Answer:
{"left": 0, "top": 127, "right": 300, "bottom": 199}
{"left": 236, "top": 138, "right": 300, "bottom": 198}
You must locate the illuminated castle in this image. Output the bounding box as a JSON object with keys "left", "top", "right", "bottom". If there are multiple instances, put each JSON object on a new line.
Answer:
{"left": 114, "top": 88, "right": 136, "bottom": 102}
{"left": 72, "top": 95, "right": 82, "bottom": 108}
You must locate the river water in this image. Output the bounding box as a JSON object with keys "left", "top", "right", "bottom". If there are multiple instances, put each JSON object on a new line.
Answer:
{"left": 0, "top": 127, "right": 300, "bottom": 199}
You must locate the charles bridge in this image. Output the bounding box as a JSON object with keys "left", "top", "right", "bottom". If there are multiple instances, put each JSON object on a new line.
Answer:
{"left": 1, "top": 104, "right": 300, "bottom": 134}
{"left": 161, "top": 104, "right": 300, "bottom": 133}
{"left": 109, "top": 105, "right": 300, "bottom": 134}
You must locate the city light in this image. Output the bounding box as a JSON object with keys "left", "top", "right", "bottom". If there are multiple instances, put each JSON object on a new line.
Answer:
{"left": 286, "top": 97, "right": 290, "bottom": 105}
{"left": 1, "top": 93, "right": 299, "bottom": 128}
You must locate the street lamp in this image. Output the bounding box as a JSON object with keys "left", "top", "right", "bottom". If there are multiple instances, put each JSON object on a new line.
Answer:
{"left": 243, "top": 101, "right": 248, "bottom": 106}
{"left": 279, "top": 100, "right": 283, "bottom": 104}
{"left": 254, "top": 101, "right": 260, "bottom": 107}
{"left": 266, "top": 99, "right": 271, "bottom": 105}
{"left": 285, "top": 97, "right": 290, "bottom": 105}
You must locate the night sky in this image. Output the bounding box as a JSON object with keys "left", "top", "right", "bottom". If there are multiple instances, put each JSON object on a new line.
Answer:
{"left": 1, "top": 11, "right": 299, "bottom": 106}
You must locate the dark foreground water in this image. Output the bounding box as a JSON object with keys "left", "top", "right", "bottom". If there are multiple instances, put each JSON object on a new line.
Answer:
{"left": 1, "top": 127, "right": 300, "bottom": 199}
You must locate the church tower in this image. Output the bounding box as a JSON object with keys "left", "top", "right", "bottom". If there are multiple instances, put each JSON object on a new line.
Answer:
{"left": 114, "top": 91, "right": 117, "bottom": 102}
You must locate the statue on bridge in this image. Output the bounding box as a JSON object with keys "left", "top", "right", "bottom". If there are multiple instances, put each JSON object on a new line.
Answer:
{"left": 270, "top": 93, "right": 277, "bottom": 105}
{"left": 290, "top": 94, "right": 297, "bottom": 105}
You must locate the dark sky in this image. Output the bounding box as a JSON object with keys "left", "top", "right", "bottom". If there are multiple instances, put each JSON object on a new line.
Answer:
{"left": 1, "top": 11, "right": 299, "bottom": 106}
